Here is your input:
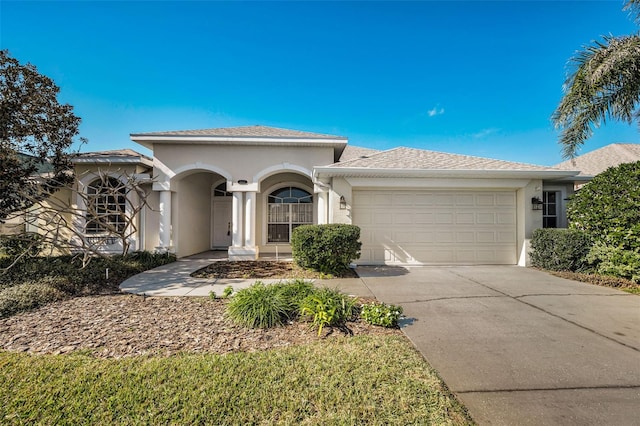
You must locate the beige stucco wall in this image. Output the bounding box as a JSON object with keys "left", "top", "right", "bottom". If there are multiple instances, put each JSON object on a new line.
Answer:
{"left": 172, "top": 172, "right": 215, "bottom": 257}
{"left": 153, "top": 144, "right": 334, "bottom": 189}
{"left": 142, "top": 185, "right": 160, "bottom": 252}
{"left": 516, "top": 179, "right": 542, "bottom": 266}
{"left": 328, "top": 177, "right": 353, "bottom": 225}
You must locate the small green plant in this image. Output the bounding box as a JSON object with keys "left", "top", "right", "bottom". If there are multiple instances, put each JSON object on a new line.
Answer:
{"left": 209, "top": 291, "right": 217, "bottom": 300}
{"left": 300, "top": 287, "right": 356, "bottom": 336}
{"left": 272, "top": 279, "right": 316, "bottom": 315}
{"left": 226, "top": 282, "right": 289, "bottom": 328}
{"left": 222, "top": 286, "right": 234, "bottom": 298}
{"left": 361, "top": 302, "right": 403, "bottom": 328}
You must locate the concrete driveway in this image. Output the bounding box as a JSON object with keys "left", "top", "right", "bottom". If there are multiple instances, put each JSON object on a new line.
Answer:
{"left": 358, "top": 266, "right": 640, "bottom": 426}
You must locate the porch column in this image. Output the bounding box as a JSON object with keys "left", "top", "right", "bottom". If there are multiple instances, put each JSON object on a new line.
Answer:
{"left": 317, "top": 191, "right": 328, "bottom": 225}
{"left": 158, "top": 190, "right": 172, "bottom": 252}
{"left": 244, "top": 191, "right": 257, "bottom": 249}
{"left": 231, "top": 191, "right": 244, "bottom": 247}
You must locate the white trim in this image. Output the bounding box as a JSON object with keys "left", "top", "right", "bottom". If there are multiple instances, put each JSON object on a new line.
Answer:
{"left": 253, "top": 163, "right": 313, "bottom": 184}
{"left": 169, "top": 162, "right": 232, "bottom": 181}
{"left": 345, "top": 177, "right": 533, "bottom": 189}
{"left": 315, "top": 167, "right": 579, "bottom": 180}
{"left": 131, "top": 135, "right": 347, "bottom": 145}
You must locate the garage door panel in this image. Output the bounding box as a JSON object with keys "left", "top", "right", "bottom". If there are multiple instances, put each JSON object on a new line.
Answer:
{"left": 353, "top": 190, "right": 517, "bottom": 265}
{"left": 415, "top": 213, "right": 434, "bottom": 224}
{"left": 374, "top": 193, "right": 393, "bottom": 206}
{"left": 497, "top": 213, "right": 515, "bottom": 224}
{"left": 436, "top": 213, "right": 454, "bottom": 224}
{"left": 374, "top": 212, "right": 392, "bottom": 224}
{"left": 497, "top": 193, "right": 516, "bottom": 206}
{"left": 456, "top": 212, "right": 475, "bottom": 224}
{"left": 395, "top": 213, "right": 413, "bottom": 224}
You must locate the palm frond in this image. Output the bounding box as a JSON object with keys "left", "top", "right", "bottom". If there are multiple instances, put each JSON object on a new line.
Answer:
{"left": 623, "top": 0, "right": 640, "bottom": 24}
{"left": 552, "top": 34, "right": 640, "bottom": 159}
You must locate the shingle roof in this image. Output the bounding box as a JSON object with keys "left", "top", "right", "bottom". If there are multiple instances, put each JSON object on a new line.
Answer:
{"left": 328, "top": 147, "right": 561, "bottom": 171}
{"left": 337, "top": 145, "right": 380, "bottom": 162}
{"left": 555, "top": 143, "right": 640, "bottom": 176}
{"left": 132, "top": 125, "right": 346, "bottom": 140}
{"left": 72, "top": 149, "right": 152, "bottom": 165}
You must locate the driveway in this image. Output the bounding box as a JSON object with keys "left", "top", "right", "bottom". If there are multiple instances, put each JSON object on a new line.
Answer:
{"left": 358, "top": 266, "right": 640, "bottom": 426}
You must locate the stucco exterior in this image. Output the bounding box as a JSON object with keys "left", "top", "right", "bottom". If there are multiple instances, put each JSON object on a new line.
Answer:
{"left": 9, "top": 126, "right": 582, "bottom": 265}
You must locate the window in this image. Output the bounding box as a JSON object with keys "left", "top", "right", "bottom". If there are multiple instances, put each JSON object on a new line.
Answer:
{"left": 543, "top": 191, "right": 558, "bottom": 228}
{"left": 267, "top": 186, "right": 313, "bottom": 243}
{"left": 86, "top": 177, "right": 127, "bottom": 234}
{"left": 213, "top": 182, "right": 232, "bottom": 197}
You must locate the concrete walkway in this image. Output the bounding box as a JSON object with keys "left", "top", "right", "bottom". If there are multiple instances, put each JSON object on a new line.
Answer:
{"left": 119, "top": 251, "right": 375, "bottom": 298}
{"left": 121, "top": 255, "right": 640, "bottom": 425}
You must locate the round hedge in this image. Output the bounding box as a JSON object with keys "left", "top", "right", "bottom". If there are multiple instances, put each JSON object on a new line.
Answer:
{"left": 567, "top": 160, "right": 640, "bottom": 251}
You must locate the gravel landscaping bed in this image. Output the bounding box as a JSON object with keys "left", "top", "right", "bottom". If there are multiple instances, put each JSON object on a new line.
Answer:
{"left": 0, "top": 294, "right": 401, "bottom": 358}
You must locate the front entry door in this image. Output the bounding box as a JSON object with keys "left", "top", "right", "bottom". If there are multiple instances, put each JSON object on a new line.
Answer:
{"left": 212, "top": 199, "right": 232, "bottom": 248}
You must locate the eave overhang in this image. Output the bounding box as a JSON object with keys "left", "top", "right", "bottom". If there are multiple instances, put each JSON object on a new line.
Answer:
{"left": 313, "top": 166, "right": 581, "bottom": 181}
{"left": 130, "top": 134, "right": 348, "bottom": 162}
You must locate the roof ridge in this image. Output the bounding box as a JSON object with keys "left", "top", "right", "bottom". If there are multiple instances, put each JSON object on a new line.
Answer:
{"left": 132, "top": 125, "right": 346, "bottom": 139}
{"left": 331, "top": 146, "right": 400, "bottom": 166}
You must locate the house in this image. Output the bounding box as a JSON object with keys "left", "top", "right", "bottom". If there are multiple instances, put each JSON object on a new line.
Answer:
{"left": 41, "top": 125, "right": 583, "bottom": 266}
{"left": 555, "top": 143, "right": 640, "bottom": 179}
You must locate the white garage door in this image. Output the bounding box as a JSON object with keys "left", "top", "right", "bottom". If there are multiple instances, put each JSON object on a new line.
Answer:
{"left": 353, "top": 190, "right": 517, "bottom": 265}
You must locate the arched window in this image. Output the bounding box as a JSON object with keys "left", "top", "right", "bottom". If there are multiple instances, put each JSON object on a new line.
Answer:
{"left": 86, "top": 177, "right": 127, "bottom": 234}
{"left": 213, "top": 182, "right": 232, "bottom": 197}
{"left": 267, "top": 186, "right": 313, "bottom": 243}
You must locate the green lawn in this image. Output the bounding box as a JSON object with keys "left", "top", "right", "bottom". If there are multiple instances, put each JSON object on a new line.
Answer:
{"left": 0, "top": 335, "right": 473, "bottom": 425}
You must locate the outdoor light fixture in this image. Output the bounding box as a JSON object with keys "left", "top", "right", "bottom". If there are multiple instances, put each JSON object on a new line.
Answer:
{"left": 339, "top": 196, "right": 347, "bottom": 210}
{"left": 237, "top": 179, "right": 248, "bottom": 185}
{"left": 531, "top": 196, "right": 543, "bottom": 211}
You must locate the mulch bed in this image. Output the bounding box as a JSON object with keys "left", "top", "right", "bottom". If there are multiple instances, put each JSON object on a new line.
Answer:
{"left": 0, "top": 295, "right": 401, "bottom": 359}
{"left": 191, "top": 261, "right": 359, "bottom": 280}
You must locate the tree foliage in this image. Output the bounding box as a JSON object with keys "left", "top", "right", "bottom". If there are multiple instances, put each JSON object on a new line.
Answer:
{"left": 567, "top": 161, "right": 640, "bottom": 251}
{"left": 0, "top": 49, "right": 82, "bottom": 220}
{"left": 552, "top": 0, "right": 640, "bottom": 159}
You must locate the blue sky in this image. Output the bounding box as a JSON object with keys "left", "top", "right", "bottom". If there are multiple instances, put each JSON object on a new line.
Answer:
{"left": 2, "top": 1, "right": 638, "bottom": 165}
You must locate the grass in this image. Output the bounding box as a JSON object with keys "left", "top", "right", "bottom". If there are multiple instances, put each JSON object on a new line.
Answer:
{"left": 0, "top": 336, "right": 473, "bottom": 425}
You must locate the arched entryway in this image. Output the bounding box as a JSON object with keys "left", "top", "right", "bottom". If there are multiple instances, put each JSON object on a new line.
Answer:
{"left": 211, "top": 181, "right": 232, "bottom": 248}
{"left": 169, "top": 170, "right": 230, "bottom": 257}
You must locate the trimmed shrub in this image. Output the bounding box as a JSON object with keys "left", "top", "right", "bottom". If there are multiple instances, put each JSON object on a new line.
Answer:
{"left": 529, "top": 228, "right": 592, "bottom": 272}
{"left": 0, "top": 281, "right": 66, "bottom": 318}
{"left": 568, "top": 161, "right": 640, "bottom": 252}
{"left": 586, "top": 242, "right": 640, "bottom": 283}
{"left": 0, "top": 233, "right": 42, "bottom": 260}
{"left": 291, "top": 224, "right": 361, "bottom": 275}
{"left": 0, "top": 251, "right": 177, "bottom": 318}
{"left": 361, "top": 302, "right": 403, "bottom": 328}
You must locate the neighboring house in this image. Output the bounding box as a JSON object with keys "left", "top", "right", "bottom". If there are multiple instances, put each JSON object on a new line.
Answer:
{"left": 0, "top": 153, "right": 56, "bottom": 236}
{"left": 555, "top": 143, "right": 640, "bottom": 178}
{"left": 15, "top": 125, "right": 585, "bottom": 266}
